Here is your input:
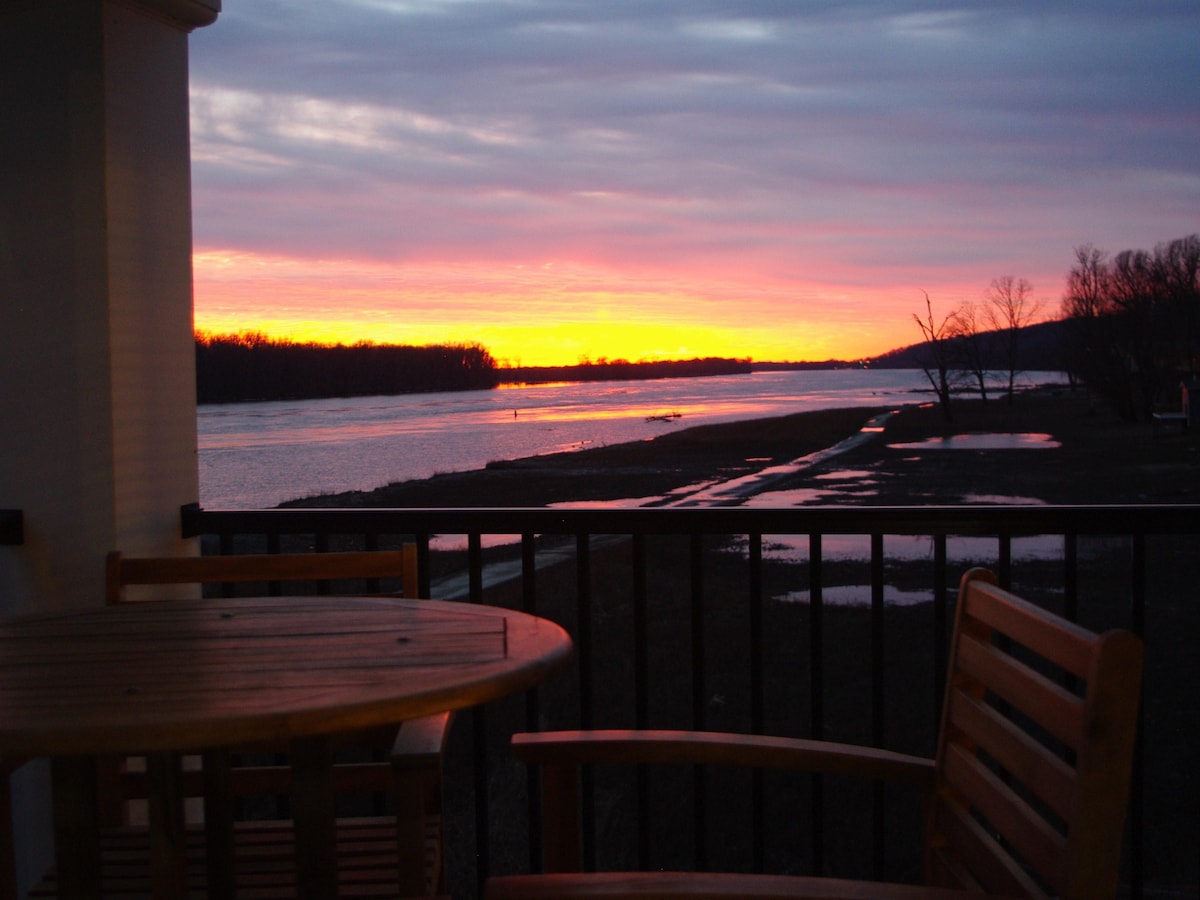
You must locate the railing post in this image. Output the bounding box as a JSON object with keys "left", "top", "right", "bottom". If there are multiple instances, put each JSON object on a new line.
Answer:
{"left": 1129, "top": 531, "right": 1147, "bottom": 900}
{"left": 933, "top": 533, "right": 948, "bottom": 715}
{"left": 575, "top": 533, "right": 597, "bottom": 872}
{"left": 870, "top": 532, "right": 885, "bottom": 880}
{"left": 809, "top": 531, "right": 825, "bottom": 876}
{"left": 521, "top": 533, "right": 543, "bottom": 874}
{"left": 632, "top": 534, "right": 652, "bottom": 871}
{"left": 748, "top": 532, "right": 765, "bottom": 873}
{"left": 467, "top": 532, "right": 490, "bottom": 895}
{"left": 689, "top": 532, "right": 707, "bottom": 871}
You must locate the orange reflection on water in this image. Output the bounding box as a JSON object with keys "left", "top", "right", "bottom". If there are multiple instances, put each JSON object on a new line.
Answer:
{"left": 503, "top": 398, "right": 777, "bottom": 425}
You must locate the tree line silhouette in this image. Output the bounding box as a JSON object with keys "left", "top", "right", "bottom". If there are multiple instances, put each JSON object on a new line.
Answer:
{"left": 503, "top": 356, "right": 751, "bottom": 385}
{"left": 197, "top": 333, "right": 759, "bottom": 404}
{"left": 899, "top": 233, "right": 1199, "bottom": 422}
{"left": 195, "top": 333, "right": 499, "bottom": 403}
{"left": 1060, "top": 233, "right": 1200, "bottom": 421}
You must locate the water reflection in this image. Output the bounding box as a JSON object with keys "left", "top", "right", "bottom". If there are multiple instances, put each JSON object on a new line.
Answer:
{"left": 200, "top": 369, "right": 955, "bottom": 507}
{"left": 888, "top": 432, "right": 1061, "bottom": 450}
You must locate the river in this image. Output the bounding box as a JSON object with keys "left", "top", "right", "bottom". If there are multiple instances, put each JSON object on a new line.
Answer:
{"left": 198, "top": 368, "right": 1058, "bottom": 509}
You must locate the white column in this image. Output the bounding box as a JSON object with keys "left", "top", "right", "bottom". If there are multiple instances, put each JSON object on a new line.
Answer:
{"left": 0, "top": 0, "right": 219, "bottom": 618}
{"left": 0, "top": 0, "right": 219, "bottom": 889}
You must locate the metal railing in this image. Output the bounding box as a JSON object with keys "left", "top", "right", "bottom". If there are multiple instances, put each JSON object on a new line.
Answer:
{"left": 183, "top": 503, "right": 1200, "bottom": 899}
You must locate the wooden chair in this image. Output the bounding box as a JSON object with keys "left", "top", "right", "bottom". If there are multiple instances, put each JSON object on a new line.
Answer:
{"left": 103, "top": 546, "right": 420, "bottom": 605}
{"left": 488, "top": 568, "right": 1144, "bottom": 900}
{"left": 50, "top": 547, "right": 453, "bottom": 898}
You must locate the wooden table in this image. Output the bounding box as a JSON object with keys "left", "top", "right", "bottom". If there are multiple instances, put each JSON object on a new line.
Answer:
{"left": 0, "top": 596, "right": 573, "bottom": 898}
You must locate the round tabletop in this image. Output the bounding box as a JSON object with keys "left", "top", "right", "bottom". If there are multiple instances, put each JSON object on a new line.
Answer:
{"left": 0, "top": 596, "right": 573, "bottom": 756}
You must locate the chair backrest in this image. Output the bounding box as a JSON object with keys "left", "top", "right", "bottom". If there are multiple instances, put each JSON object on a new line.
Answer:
{"left": 927, "top": 568, "right": 1143, "bottom": 899}
{"left": 105, "top": 546, "right": 419, "bottom": 604}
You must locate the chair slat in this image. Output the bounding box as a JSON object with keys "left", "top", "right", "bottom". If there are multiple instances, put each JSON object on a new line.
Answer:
{"left": 942, "top": 743, "right": 1067, "bottom": 895}
{"left": 962, "top": 581, "right": 1096, "bottom": 679}
{"left": 25, "top": 818, "right": 439, "bottom": 898}
{"left": 931, "top": 796, "right": 1050, "bottom": 900}
{"left": 109, "top": 549, "right": 417, "bottom": 601}
{"left": 945, "top": 687, "right": 1077, "bottom": 821}
{"left": 955, "top": 631, "right": 1086, "bottom": 752}
{"left": 924, "top": 845, "right": 985, "bottom": 894}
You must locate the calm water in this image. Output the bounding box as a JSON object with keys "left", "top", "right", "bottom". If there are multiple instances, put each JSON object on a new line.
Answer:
{"left": 197, "top": 368, "right": 1051, "bottom": 509}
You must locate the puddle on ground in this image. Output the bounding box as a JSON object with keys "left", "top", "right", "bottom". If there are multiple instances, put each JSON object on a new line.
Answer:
{"left": 777, "top": 584, "right": 932, "bottom": 607}
{"left": 741, "top": 485, "right": 880, "bottom": 506}
{"left": 962, "top": 494, "right": 1047, "bottom": 505}
{"left": 888, "top": 432, "right": 1060, "bottom": 450}
{"left": 743, "top": 489, "right": 828, "bottom": 506}
{"left": 741, "top": 532, "right": 1069, "bottom": 565}
{"left": 430, "top": 533, "right": 524, "bottom": 552}
{"left": 813, "top": 469, "right": 875, "bottom": 481}
{"left": 550, "top": 496, "right": 662, "bottom": 510}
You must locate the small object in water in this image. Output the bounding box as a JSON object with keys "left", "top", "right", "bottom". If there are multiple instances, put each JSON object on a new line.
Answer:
{"left": 645, "top": 412, "right": 682, "bottom": 423}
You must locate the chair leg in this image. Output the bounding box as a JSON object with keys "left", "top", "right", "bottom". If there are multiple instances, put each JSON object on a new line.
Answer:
{"left": 202, "top": 748, "right": 236, "bottom": 900}
{"left": 50, "top": 757, "right": 102, "bottom": 899}
{"left": 541, "top": 763, "right": 582, "bottom": 873}
{"left": 146, "top": 753, "right": 188, "bottom": 898}
{"left": 290, "top": 736, "right": 338, "bottom": 900}
{"left": 394, "top": 767, "right": 430, "bottom": 896}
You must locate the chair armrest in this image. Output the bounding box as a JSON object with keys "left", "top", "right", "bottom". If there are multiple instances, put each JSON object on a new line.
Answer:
{"left": 390, "top": 712, "right": 454, "bottom": 770}
{"left": 512, "top": 730, "right": 935, "bottom": 786}
{"left": 390, "top": 712, "right": 454, "bottom": 895}
{"left": 513, "top": 730, "right": 935, "bottom": 873}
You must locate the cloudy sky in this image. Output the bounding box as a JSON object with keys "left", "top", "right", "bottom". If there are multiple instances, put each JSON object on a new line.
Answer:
{"left": 188, "top": 1, "right": 1200, "bottom": 367}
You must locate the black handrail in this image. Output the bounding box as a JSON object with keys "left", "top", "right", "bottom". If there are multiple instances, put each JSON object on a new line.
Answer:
{"left": 183, "top": 502, "right": 1199, "bottom": 539}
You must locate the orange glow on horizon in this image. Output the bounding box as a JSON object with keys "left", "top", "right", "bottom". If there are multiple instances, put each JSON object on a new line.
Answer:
{"left": 191, "top": 249, "right": 992, "bottom": 368}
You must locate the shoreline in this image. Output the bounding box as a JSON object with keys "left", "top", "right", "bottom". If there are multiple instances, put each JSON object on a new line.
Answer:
{"left": 286, "top": 385, "right": 1200, "bottom": 509}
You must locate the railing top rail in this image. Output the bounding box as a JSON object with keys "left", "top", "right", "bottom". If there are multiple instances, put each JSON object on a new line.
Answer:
{"left": 183, "top": 503, "right": 1200, "bottom": 538}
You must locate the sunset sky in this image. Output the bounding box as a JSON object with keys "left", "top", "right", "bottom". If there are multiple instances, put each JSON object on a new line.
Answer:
{"left": 189, "top": 1, "right": 1200, "bottom": 368}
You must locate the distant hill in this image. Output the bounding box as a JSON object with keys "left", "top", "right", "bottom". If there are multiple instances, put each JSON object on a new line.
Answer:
{"left": 750, "top": 359, "right": 863, "bottom": 371}
{"left": 748, "top": 319, "right": 1068, "bottom": 373}
{"left": 867, "top": 318, "right": 1069, "bottom": 371}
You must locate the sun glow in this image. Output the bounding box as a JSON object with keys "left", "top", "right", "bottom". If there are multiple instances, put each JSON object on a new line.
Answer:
{"left": 192, "top": 249, "right": 921, "bottom": 367}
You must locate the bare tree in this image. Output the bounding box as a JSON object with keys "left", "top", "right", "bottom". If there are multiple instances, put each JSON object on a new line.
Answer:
{"left": 951, "top": 301, "right": 989, "bottom": 404}
{"left": 1062, "top": 245, "right": 1113, "bottom": 401}
{"left": 1063, "top": 245, "right": 1108, "bottom": 320}
{"left": 913, "top": 292, "right": 958, "bottom": 421}
{"left": 986, "top": 275, "right": 1041, "bottom": 404}
{"left": 1061, "top": 236, "right": 1200, "bottom": 420}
